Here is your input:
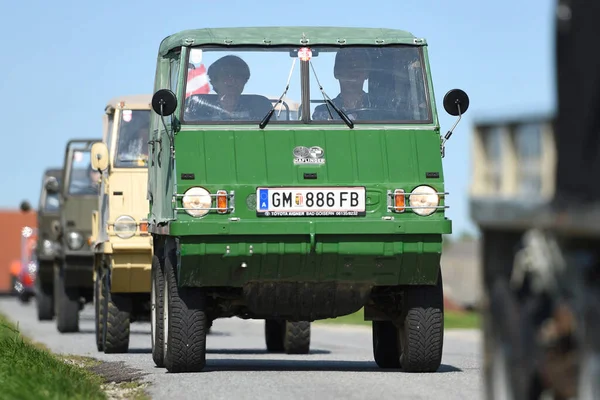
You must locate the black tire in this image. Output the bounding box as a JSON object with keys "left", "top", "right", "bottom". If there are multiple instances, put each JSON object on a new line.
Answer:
{"left": 283, "top": 321, "right": 311, "bottom": 354}
{"left": 18, "top": 290, "right": 32, "bottom": 304}
{"left": 36, "top": 277, "right": 54, "bottom": 321}
{"left": 265, "top": 319, "right": 285, "bottom": 352}
{"left": 54, "top": 265, "right": 80, "bottom": 333}
{"left": 399, "top": 267, "right": 444, "bottom": 372}
{"left": 94, "top": 269, "right": 104, "bottom": 352}
{"left": 164, "top": 246, "right": 207, "bottom": 373}
{"left": 101, "top": 270, "right": 131, "bottom": 354}
{"left": 372, "top": 320, "right": 401, "bottom": 368}
{"left": 485, "top": 279, "right": 535, "bottom": 400}
{"left": 151, "top": 255, "right": 165, "bottom": 367}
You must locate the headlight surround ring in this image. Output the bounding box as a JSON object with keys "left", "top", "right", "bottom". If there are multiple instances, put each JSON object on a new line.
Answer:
{"left": 409, "top": 185, "right": 440, "bottom": 216}
{"left": 67, "top": 231, "right": 84, "bottom": 250}
{"left": 114, "top": 215, "right": 137, "bottom": 239}
{"left": 182, "top": 187, "right": 212, "bottom": 218}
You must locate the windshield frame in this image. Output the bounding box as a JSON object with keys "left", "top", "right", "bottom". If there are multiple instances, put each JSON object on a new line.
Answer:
{"left": 65, "top": 149, "right": 98, "bottom": 197}
{"left": 178, "top": 44, "right": 434, "bottom": 126}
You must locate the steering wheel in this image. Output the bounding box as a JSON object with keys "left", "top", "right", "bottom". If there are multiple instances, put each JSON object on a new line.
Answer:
{"left": 343, "top": 107, "right": 399, "bottom": 121}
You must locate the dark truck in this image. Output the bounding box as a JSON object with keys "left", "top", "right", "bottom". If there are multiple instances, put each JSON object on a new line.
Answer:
{"left": 52, "top": 139, "right": 101, "bottom": 333}
{"left": 33, "top": 168, "right": 63, "bottom": 321}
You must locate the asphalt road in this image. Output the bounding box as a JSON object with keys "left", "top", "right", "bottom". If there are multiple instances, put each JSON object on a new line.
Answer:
{"left": 0, "top": 297, "right": 483, "bottom": 399}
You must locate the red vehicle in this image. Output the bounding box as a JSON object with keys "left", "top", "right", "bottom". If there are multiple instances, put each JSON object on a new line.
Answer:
{"left": 14, "top": 226, "right": 38, "bottom": 303}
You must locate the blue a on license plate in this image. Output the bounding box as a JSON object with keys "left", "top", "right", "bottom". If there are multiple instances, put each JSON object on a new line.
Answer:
{"left": 256, "top": 187, "right": 366, "bottom": 217}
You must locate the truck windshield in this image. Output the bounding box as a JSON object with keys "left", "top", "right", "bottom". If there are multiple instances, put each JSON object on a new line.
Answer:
{"left": 114, "top": 109, "right": 151, "bottom": 168}
{"left": 182, "top": 45, "right": 431, "bottom": 125}
{"left": 67, "top": 150, "right": 100, "bottom": 196}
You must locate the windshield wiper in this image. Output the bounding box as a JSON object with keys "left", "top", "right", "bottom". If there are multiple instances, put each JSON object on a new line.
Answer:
{"left": 259, "top": 58, "right": 297, "bottom": 129}
{"left": 309, "top": 62, "right": 354, "bottom": 129}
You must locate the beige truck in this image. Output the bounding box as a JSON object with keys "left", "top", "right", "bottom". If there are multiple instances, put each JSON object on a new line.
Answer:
{"left": 90, "top": 94, "right": 152, "bottom": 353}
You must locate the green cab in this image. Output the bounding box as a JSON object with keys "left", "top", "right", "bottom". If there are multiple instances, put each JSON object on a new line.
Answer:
{"left": 147, "top": 26, "right": 469, "bottom": 372}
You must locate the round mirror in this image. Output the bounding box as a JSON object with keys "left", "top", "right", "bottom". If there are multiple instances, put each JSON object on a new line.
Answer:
{"left": 45, "top": 176, "right": 59, "bottom": 193}
{"left": 20, "top": 200, "right": 31, "bottom": 213}
{"left": 443, "top": 89, "right": 470, "bottom": 116}
{"left": 152, "top": 89, "right": 178, "bottom": 117}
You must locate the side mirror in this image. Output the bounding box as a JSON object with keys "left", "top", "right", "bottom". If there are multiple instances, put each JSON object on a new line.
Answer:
{"left": 440, "top": 89, "right": 470, "bottom": 158}
{"left": 91, "top": 142, "right": 109, "bottom": 172}
{"left": 443, "top": 89, "right": 470, "bottom": 116}
{"left": 45, "top": 176, "right": 59, "bottom": 194}
{"left": 152, "top": 89, "right": 178, "bottom": 117}
{"left": 20, "top": 200, "right": 32, "bottom": 213}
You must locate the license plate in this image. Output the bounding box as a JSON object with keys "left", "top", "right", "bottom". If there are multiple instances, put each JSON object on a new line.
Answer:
{"left": 256, "top": 186, "right": 366, "bottom": 217}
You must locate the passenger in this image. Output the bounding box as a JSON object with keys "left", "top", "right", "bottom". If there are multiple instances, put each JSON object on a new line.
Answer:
{"left": 185, "top": 55, "right": 271, "bottom": 121}
{"left": 312, "top": 48, "right": 372, "bottom": 120}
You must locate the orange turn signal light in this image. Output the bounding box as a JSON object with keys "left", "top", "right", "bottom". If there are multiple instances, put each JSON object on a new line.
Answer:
{"left": 394, "top": 189, "right": 405, "bottom": 212}
{"left": 139, "top": 221, "right": 148, "bottom": 234}
{"left": 216, "top": 190, "right": 228, "bottom": 214}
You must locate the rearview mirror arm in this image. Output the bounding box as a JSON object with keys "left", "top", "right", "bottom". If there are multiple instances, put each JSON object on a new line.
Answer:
{"left": 440, "top": 102, "right": 463, "bottom": 158}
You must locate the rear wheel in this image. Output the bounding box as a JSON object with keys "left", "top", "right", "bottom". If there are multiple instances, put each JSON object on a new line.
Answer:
{"left": 265, "top": 319, "right": 285, "bottom": 352}
{"left": 54, "top": 265, "right": 79, "bottom": 333}
{"left": 151, "top": 255, "right": 165, "bottom": 367}
{"left": 164, "top": 245, "right": 207, "bottom": 373}
{"left": 398, "top": 267, "right": 444, "bottom": 372}
{"left": 372, "top": 320, "right": 401, "bottom": 368}
{"left": 264, "top": 320, "right": 311, "bottom": 354}
{"left": 283, "top": 321, "right": 311, "bottom": 354}
{"left": 101, "top": 269, "right": 131, "bottom": 354}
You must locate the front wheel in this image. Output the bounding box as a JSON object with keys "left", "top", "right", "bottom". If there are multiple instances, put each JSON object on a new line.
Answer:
{"left": 151, "top": 255, "right": 165, "bottom": 367}
{"left": 398, "top": 267, "right": 444, "bottom": 372}
{"left": 94, "top": 269, "right": 104, "bottom": 351}
{"left": 54, "top": 265, "right": 79, "bottom": 333}
{"left": 101, "top": 269, "right": 131, "bottom": 354}
{"left": 163, "top": 245, "right": 207, "bottom": 373}
{"left": 36, "top": 277, "right": 54, "bottom": 321}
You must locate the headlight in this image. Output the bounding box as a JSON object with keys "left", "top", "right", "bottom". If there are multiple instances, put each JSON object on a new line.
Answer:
{"left": 409, "top": 185, "right": 440, "bottom": 216}
{"left": 182, "top": 187, "right": 212, "bottom": 217}
{"left": 28, "top": 261, "right": 37, "bottom": 275}
{"left": 67, "top": 232, "right": 84, "bottom": 250}
{"left": 114, "top": 215, "right": 137, "bottom": 239}
{"left": 42, "top": 239, "right": 54, "bottom": 256}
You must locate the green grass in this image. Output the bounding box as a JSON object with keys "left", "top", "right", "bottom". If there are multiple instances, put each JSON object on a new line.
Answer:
{"left": 0, "top": 314, "right": 107, "bottom": 400}
{"left": 315, "top": 308, "right": 481, "bottom": 329}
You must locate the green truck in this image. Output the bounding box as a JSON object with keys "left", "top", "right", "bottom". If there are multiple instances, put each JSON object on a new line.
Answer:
{"left": 146, "top": 26, "right": 469, "bottom": 373}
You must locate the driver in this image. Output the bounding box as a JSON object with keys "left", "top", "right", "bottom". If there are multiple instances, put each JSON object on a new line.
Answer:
{"left": 80, "top": 163, "right": 101, "bottom": 195}
{"left": 312, "top": 48, "right": 372, "bottom": 120}
{"left": 184, "top": 55, "right": 271, "bottom": 121}
{"left": 119, "top": 123, "right": 149, "bottom": 166}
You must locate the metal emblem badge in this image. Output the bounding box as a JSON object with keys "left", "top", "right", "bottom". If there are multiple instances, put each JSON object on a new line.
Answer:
{"left": 293, "top": 146, "right": 325, "bottom": 165}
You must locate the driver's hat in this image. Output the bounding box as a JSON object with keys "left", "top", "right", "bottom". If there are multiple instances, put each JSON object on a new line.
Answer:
{"left": 334, "top": 48, "right": 370, "bottom": 78}
{"left": 207, "top": 55, "right": 251, "bottom": 83}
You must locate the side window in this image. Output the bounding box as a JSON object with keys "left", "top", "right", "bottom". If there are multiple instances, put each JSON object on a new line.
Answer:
{"left": 106, "top": 113, "right": 115, "bottom": 156}
{"left": 170, "top": 57, "right": 180, "bottom": 93}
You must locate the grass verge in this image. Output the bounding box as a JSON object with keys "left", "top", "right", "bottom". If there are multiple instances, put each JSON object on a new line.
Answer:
{"left": 0, "top": 313, "right": 150, "bottom": 400}
{"left": 0, "top": 314, "right": 106, "bottom": 400}
{"left": 315, "top": 308, "right": 481, "bottom": 329}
